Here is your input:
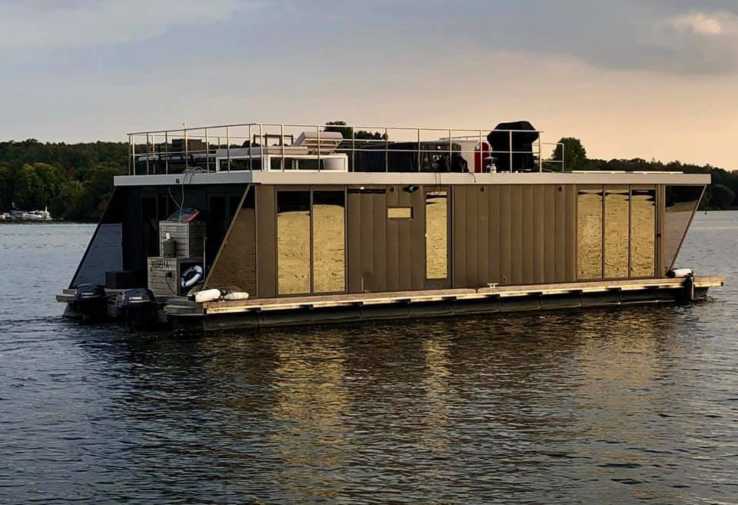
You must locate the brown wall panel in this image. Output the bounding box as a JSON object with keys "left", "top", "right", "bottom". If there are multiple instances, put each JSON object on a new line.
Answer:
{"left": 347, "top": 189, "right": 362, "bottom": 292}
{"left": 499, "top": 185, "right": 513, "bottom": 285}
{"left": 204, "top": 207, "right": 256, "bottom": 293}
{"left": 534, "top": 185, "right": 546, "bottom": 283}
{"left": 488, "top": 185, "right": 501, "bottom": 284}
{"left": 256, "top": 183, "right": 586, "bottom": 298}
{"left": 477, "top": 187, "right": 490, "bottom": 284}
{"left": 451, "top": 186, "right": 467, "bottom": 287}
{"left": 509, "top": 185, "right": 524, "bottom": 284}
{"left": 256, "top": 185, "right": 276, "bottom": 297}
{"left": 543, "top": 185, "right": 557, "bottom": 283}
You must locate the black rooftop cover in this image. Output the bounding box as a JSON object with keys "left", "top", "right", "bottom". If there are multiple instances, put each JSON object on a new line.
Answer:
{"left": 487, "top": 121, "right": 539, "bottom": 172}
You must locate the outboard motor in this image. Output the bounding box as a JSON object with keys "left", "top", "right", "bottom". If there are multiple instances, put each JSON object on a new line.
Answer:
{"left": 487, "top": 121, "right": 539, "bottom": 172}
{"left": 72, "top": 283, "right": 107, "bottom": 320}
{"left": 115, "top": 288, "right": 157, "bottom": 327}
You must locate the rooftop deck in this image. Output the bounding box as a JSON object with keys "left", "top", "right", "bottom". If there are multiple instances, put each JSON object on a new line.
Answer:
{"left": 127, "top": 121, "right": 564, "bottom": 176}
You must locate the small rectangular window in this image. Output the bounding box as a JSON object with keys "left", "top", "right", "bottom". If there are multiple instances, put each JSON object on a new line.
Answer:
{"left": 387, "top": 207, "right": 413, "bottom": 219}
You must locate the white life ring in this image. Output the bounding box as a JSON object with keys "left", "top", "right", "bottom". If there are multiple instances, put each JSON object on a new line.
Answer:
{"left": 181, "top": 265, "right": 204, "bottom": 289}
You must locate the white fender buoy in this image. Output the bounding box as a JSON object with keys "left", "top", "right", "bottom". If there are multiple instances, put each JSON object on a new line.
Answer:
{"left": 222, "top": 291, "right": 249, "bottom": 301}
{"left": 194, "top": 288, "right": 221, "bottom": 304}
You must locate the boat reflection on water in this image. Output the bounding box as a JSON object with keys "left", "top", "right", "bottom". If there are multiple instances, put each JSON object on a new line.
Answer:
{"left": 74, "top": 303, "right": 708, "bottom": 502}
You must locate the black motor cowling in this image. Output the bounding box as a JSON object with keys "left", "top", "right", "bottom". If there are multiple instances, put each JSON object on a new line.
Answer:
{"left": 72, "top": 284, "right": 108, "bottom": 320}
{"left": 74, "top": 283, "right": 106, "bottom": 303}
{"left": 115, "top": 288, "right": 157, "bottom": 327}
{"left": 487, "top": 121, "right": 539, "bottom": 172}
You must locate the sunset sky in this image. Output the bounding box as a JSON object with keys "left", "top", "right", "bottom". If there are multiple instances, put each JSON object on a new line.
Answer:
{"left": 3, "top": 0, "right": 738, "bottom": 169}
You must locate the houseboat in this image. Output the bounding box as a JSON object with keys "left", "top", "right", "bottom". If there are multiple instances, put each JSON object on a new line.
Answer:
{"left": 57, "top": 121, "right": 723, "bottom": 330}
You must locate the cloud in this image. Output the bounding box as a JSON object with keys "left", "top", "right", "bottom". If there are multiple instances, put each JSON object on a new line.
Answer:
{"left": 0, "top": 0, "right": 244, "bottom": 50}
{"left": 667, "top": 12, "right": 738, "bottom": 36}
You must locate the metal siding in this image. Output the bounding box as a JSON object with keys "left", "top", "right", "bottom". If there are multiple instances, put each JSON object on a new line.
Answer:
{"left": 361, "top": 191, "right": 376, "bottom": 290}
{"left": 543, "top": 185, "right": 557, "bottom": 283}
{"left": 467, "top": 186, "right": 480, "bottom": 287}
{"left": 534, "top": 185, "right": 546, "bottom": 283}
{"left": 347, "top": 190, "right": 362, "bottom": 292}
{"left": 488, "top": 185, "right": 501, "bottom": 285}
{"left": 256, "top": 186, "right": 276, "bottom": 298}
{"left": 521, "top": 186, "right": 535, "bottom": 283}
{"left": 477, "top": 187, "right": 490, "bottom": 285}
{"left": 411, "top": 189, "right": 426, "bottom": 289}
{"left": 373, "top": 192, "right": 387, "bottom": 292}
{"left": 510, "top": 185, "right": 524, "bottom": 285}
{"left": 566, "top": 185, "right": 577, "bottom": 281}
{"left": 452, "top": 186, "right": 468, "bottom": 288}
{"left": 499, "top": 185, "right": 512, "bottom": 285}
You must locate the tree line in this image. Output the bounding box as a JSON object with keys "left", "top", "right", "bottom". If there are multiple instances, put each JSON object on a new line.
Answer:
{"left": 553, "top": 138, "right": 737, "bottom": 209}
{"left": 0, "top": 136, "right": 736, "bottom": 221}
{"left": 0, "top": 139, "right": 127, "bottom": 221}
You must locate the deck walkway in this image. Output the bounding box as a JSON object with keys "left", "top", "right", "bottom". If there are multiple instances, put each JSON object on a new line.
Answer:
{"left": 194, "top": 276, "right": 724, "bottom": 316}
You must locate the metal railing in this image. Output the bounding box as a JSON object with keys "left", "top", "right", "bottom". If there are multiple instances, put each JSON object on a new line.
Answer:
{"left": 127, "top": 122, "right": 566, "bottom": 176}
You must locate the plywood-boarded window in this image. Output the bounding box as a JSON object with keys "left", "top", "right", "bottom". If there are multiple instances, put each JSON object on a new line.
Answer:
{"left": 630, "top": 188, "right": 656, "bottom": 278}
{"left": 313, "top": 191, "right": 345, "bottom": 293}
{"left": 577, "top": 187, "right": 603, "bottom": 280}
{"left": 604, "top": 188, "right": 629, "bottom": 279}
{"left": 425, "top": 191, "right": 448, "bottom": 279}
{"left": 277, "top": 191, "right": 311, "bottom": 295}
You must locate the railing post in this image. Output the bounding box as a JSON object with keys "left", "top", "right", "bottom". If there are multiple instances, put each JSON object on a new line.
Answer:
{"left": 281, "top": 124, "right": 285, "bottom": 172}
{"left": 164, "top": 131, "right": 169, "bottom": 174}
{"left": 204, "top": 128, "right": 209, "bottom": 171}
{"left": 562, "top": 142, "right": 566, "bottom": 172}
{"left": 478, "top": 130, "right": 483, "bottom": 173}
{"left": 385, "top": 128, "right": 389, "bottom": 173}
{"left": 129, "top": 134, "right": 134, "bottom": 175}
{"left": 351, "top": 127, "right": 355, "bottom": 173}
{"left": 145, "top": 132, "right": 150, "bottom": 175}
{"left": 416, "top": 128, "right": 420, "bottom": 172}
{"left": 538, "top": 135, "right": 543, "bottom": 172}
{"left": 317, "top": 125, "right": 321, "bottom": 172}
{"left": 248, "top": 124, "right": 252, "bottom": 172}
{"left": 184, "top": 128, "right": 188, "bottom": 169}
{"left": 448, "top": 128, "right": 452, "bottom": 172}
{"left": 258, "top": 123, "right": 263, "bottom": 171}
{"left": 508, "top": 130, "right": 513, "bottom": 172}
{"left": 226, "top": 127, "right": 230, "bottom": 172}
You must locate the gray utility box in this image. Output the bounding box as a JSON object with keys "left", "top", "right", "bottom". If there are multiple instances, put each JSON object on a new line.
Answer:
{"left": 147, "top": 256, "right": 203, "bottom": 297}
{"left": 159, "top": 221, "right": 205, "bottom": 258}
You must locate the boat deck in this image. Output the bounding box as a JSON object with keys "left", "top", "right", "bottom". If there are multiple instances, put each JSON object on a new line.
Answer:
{"left": 160, "top": 276, "right": 724, "bottom": 331}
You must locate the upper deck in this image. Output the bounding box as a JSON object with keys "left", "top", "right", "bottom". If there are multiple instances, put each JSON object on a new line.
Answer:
{"left": 120, "top": 121, "right": 710, "bottom": 187}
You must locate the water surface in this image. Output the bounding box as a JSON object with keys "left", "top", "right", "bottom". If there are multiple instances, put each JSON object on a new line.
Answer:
{"left": 1, "top": 213, "right": 737, "bottom": 504}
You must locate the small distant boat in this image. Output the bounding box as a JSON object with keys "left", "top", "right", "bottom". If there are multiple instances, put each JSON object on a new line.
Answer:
{"left": 0, "top": 207, "right": 52, "bottom": 222}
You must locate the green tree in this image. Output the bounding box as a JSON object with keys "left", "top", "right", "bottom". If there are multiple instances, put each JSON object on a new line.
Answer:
{"left": 552, "top": 137, "right": 587, "bottom": 171}
{"left": 0, "top": 163, "right": 16, "bottom": 210}
{"left": 325, "top": 120, "right": 387, "bottom": 140}
{"left": 14, "top": 162, "right": 68, "bottom": 210}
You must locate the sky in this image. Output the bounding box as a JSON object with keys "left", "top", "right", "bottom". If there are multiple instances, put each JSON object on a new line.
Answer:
{"left": 2, "top": 0, "right": 738, "bottom": 168}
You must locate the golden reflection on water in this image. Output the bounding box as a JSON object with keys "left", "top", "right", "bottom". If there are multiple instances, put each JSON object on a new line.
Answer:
{"left": 270, "top": 335, "right": 349, "bottom": 502}
{"left": 420, "top": 337, "right": 450, "bottom": 454}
